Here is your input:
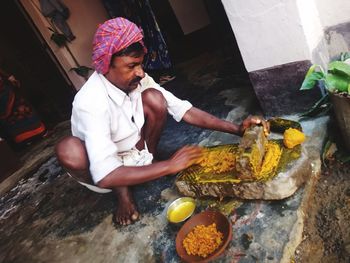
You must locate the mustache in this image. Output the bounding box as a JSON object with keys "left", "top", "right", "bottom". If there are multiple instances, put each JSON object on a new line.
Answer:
{"left": 130, "top": 77, "right": 142, "bottom": 85}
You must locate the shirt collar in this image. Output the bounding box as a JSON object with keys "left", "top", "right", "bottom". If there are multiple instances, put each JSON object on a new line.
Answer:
{"left": 99, "top": 74, "right": 127, "bottom": 106}
{"left": 98, "top": 73, "right": 142, "bottom": 105}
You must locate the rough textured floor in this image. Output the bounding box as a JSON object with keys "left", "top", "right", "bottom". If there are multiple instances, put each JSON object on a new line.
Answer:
{"left": 0, "top": 51, "right": 348, "bottom": 263}
{"left": 294, "top": 161, "right": 350, "bottom": 263}
{"left": 0, "top": 52, "right": 256, "bottom": 262}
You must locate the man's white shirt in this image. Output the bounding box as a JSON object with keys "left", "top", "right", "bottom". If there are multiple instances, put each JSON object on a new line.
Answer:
{"left": 71, "top": 72, "right": 192, "bottom": 183}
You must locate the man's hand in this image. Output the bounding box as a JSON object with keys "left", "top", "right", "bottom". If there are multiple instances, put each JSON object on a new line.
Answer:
{"left": 239, "top": 115, "right": 270, "bottom": 136}
{"left": 168, "top": 145, "right": 203, "bottom": 174}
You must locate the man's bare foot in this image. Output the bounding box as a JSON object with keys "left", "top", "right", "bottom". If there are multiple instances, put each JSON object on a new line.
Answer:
{"left": 112, "top": 186, "right": 139, "bottom": 226}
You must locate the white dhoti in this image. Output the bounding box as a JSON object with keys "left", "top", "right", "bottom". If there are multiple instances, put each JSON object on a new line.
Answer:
{"left": 68, "top": 147, "right": 153, "bottom": 194}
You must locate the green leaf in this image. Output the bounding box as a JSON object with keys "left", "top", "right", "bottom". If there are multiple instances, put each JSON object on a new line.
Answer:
{"left": 300, "top": 71, "right": 324, "bottom": 90}
{"left": 325, "top": 73, "right": 350, "bottom": 92}
{"left": 305, "top": 64, "right": 318, "bottom": 78}
{"left": 299, "top": 94, "right": 331, "bottom": 118}
{"left": 328, "top": 61, "right": 350, "bottom": 77}
{"left": 299, "top": 104, "right": 331, "bottom": 119}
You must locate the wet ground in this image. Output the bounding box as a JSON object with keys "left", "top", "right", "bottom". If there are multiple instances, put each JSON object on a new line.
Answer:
{"left": 0, "top": 51, "right": 349, "bottom": 262}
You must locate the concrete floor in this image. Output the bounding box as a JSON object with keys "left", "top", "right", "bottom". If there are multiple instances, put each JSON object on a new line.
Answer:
{"left": 0, "top": 52, "right": 336, "bottom": 263}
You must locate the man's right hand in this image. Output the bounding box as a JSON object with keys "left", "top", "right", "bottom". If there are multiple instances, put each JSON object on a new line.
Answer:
{"left": 98, "top": 145, "right": 203, "bottom": 188}
{"left": 168, "top": 145, "right": 203, "bottom": 174}
{"left": 239, "top": 115, "right": 270, "bottom": 136}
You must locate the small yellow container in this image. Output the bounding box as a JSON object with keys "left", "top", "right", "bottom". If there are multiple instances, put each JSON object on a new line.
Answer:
{"left": 167, "top": 197, "right": 196, "bottom": 223}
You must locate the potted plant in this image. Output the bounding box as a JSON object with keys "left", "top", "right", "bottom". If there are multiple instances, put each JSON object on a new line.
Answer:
{"left": 300, "top": 52, "right": 350, "bottom": 151}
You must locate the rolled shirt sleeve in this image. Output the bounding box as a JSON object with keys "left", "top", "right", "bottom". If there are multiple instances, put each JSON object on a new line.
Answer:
{"left": 71, "top": 72, "right": 192, "bottom": 183}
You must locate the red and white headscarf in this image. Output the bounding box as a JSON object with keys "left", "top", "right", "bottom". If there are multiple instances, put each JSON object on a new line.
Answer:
{"left": 92, "top": 17, "right": 146, "bottom": 74}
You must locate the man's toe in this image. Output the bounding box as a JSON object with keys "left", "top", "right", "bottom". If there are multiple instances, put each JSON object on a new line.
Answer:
{"left": 131, "top": 212, "right": 139, "bottom": 221}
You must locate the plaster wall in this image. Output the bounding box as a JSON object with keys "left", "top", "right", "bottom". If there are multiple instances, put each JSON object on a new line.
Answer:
{"left": 20, "top": 0, "right": 109, "bottom": 90}
{"left": 221, "top": 0, "right": 310, "bottom": 72}
{"left": 316, "top": 0, "right": 350, "bottom": 60}
{"left": 296, "top": 0, "right": 329, "bottom": 67}
{"left": 296, "top": 0, "right": 322, "bottom": 49}
{"left": 316, "top": 0, "right": 350, "bottom": 27}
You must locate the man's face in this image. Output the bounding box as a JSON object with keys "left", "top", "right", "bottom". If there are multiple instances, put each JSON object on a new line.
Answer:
{"left": 105, "top": 52, "right": 145, "bottom": 93}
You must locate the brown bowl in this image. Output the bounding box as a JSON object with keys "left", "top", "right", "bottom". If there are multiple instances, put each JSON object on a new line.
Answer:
{"left": 175, "top": 210, "right": 232, "bottom": 263}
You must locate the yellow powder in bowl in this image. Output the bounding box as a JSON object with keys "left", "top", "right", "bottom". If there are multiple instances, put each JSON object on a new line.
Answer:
{"left": 168, "top": 201, "right": 196, "bottom": 223}
{"left": 183, "top": 223, "right": 223, "bottom": 258}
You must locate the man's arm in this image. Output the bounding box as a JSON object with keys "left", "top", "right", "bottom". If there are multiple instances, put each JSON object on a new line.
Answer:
{"left": 97, "top": 145, "right": 202, "bottom": 188}
{"left": 182, "top": 107, "right": 269, "bottom": 136}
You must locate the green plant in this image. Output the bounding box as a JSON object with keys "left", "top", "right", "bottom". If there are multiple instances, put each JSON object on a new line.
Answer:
{"left": 299, "top": 52, "right": 350, "bottom": 117}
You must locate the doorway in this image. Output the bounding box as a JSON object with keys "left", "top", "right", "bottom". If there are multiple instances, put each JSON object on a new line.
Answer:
{"left": 149, "top": 0, "right": 246, "bottom": 72}
{"left": 0, "top": 0, "right": 75, "bottom": 129}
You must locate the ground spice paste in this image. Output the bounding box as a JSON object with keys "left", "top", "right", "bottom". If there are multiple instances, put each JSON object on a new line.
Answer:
{"left": 182, "top": 223, "right": 223, "bottom": 258}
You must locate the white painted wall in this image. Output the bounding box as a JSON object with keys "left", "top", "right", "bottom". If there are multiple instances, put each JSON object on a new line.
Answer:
{"left": 296, "top": 0, "right": 323, "bottom": 52}
{"left": 222, "top": 0, "right": 350, "bottom": 72}
{"left": 315, "top": 0, "right": 350, "bottom": 60}
{"left": 296, "top": 0, "right": 329, "bottom": 67}
{"left": 20, "top": 0, "right": 109, "bottom": 89}
{"left": 316, "top": 0, "right": 350, "bottom": 27}
{"left": 221, "top": 0, "right": 311, "bottom": 72}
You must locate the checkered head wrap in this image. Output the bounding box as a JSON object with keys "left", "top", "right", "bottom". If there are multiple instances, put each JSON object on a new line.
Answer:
{"left": 92, "top": 17, "right": 146, "bottom": 74}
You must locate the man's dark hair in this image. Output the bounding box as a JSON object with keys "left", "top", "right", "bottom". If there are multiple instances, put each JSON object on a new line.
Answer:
{"left": 110, "top": 42, "right": 144, "bottom": 66}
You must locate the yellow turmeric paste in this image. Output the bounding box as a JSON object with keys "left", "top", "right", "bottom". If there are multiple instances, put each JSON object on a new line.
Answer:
{"left": 242, "top": 144, "right": 263, "bottom": 176}
{"left": 195, "top": 142, "right": 282, "bottom": 181}
{"left": 283, "top": 128, "right": 306, "bottom": 149}
{"left": 168, "top": 201, "right": 196, "bottom": 223}
{"left": 189, "top": 141, "right": 283, "bottom": 183}
{"left": 183, "top": 223, "right": 223, "bottom": 258}
{"left": 257, "top": 142, "right": 282, "bottom": 180}
{"left": 197, "top": 149, "right": 235, "bottom": 173}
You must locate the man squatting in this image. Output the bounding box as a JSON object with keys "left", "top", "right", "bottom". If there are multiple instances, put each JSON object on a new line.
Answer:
{"left": 55, "top": 17, "right": 269, "bottom": 225}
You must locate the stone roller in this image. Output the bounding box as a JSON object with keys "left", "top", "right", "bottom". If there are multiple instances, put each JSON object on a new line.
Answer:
{"left": 236, "top": 125, "right": 268, "bottom": 180}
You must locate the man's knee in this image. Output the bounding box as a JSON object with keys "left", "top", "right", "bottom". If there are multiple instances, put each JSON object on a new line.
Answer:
{"left": 142, "top": 88, "right": 167, "bottom": 114}
{"left": 55, "top": 136, "right": 89, "bottom": 171}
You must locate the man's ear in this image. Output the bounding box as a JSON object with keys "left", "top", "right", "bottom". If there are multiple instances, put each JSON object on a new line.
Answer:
{"left": 109, "top": 55, "right": 117, "bottom": 69}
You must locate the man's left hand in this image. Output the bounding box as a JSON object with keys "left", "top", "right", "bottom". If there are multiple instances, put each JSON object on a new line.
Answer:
{"left": 239, "top": 115, "right": 270, "bottom": 136}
